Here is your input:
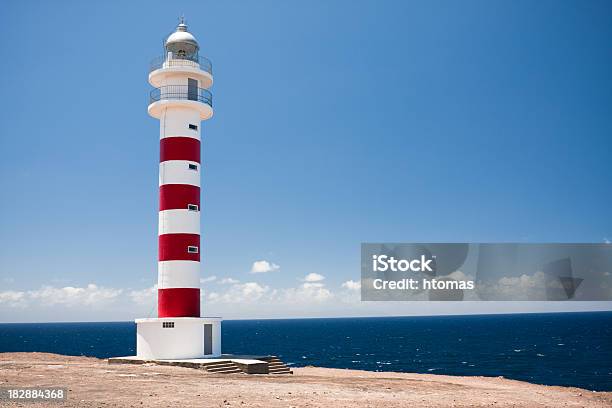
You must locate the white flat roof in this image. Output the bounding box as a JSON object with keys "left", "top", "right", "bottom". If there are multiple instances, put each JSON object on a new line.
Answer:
{"left": 135, "top": 317, "right": 222, "bottom": 323}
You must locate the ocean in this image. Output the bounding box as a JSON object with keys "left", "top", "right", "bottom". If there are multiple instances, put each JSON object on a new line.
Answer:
{"left": 1, "top": 312, "right": 610, "bottom": 391}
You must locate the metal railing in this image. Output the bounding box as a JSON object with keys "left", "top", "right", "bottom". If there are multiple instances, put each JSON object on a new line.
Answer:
{"left": 150, "top": 55, "right": 213, "bottom": 75}
{"left": 149, "top": 85, "right": 213, "bottom": 107}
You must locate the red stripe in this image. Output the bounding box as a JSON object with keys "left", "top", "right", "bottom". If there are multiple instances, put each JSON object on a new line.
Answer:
{"left": 158, "top": 288, "right": 200, "bottom": 317}
{"left": 160, "top": 184, "right": 200, "bottom": 211}
{"left": 159, "top": 233, "right": 200, "bottom": 261}
{"left": 160, "top": 137, "right": 200, "bottom": 163}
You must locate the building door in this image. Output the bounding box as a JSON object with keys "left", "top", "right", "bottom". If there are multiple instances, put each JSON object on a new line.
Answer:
{"left": 188, "top": 78, "right": 198, "bottom": 101}
{"left": 204, "top": 324, "right": 212, "bottom": 355}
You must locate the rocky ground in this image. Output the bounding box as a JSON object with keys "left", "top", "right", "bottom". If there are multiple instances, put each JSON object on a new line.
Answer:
{"left": 1, "top": 353, "right": 611, "bottom": 407}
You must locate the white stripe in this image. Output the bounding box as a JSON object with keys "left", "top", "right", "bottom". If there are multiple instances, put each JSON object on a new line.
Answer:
{"left": 159, "top": 209, "right": 200, "bottom": 235}
{"left": 158, "top": 260, "right": 200, "bottom": 289}
{"left": 159, "top": 160, "right": 200, "bottom": 186}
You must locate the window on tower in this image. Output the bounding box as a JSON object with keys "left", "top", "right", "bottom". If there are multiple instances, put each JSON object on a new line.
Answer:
{"left": 188, "top": 246, "right": 199, "bottom": 254}
{"left": 189, "top": 124, "right": 198, "bottom": 130}
{"left": 188, "top": 204, "right": 199, "bottom": 211}
{"left": 188, "top": 164, "right": 198, "bottom": 171}
{"left": 162, "top": 322, "right": 175, "bottom": 329}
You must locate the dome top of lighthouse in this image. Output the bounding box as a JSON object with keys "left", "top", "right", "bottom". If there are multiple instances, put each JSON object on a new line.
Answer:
{"left": 165, "top": 20, "right": 199, "bottom": 57}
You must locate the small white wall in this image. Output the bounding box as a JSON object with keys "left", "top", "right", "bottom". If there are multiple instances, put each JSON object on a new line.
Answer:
{"left": 211, "top": 320, "right": 222, "bottom": 356}
{"left": 149, "top": 64, "right": 213, "bottom": 89}
{"left": 160, "top": 72, "right": 199, "bottom": 87}
{"left": 136, "top": 318, "right": 222, "bottom": 359}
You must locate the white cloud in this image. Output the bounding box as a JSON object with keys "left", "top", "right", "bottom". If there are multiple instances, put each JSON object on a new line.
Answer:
{"left": 250, "top": 260, "right": 280, "bottom": 274}
{"left": 281, "top": 283, "right": 333, "bottom": 303}
{"left": 207, "top": 282, "right": 270, "bottom": 304}
{"left": 604, "top": 238, "right": 611, "bottom": 244}
{"left": 303, "top": 273, "right": 325, "bottom": 282}
{"left": 303, "top": 282, "right": 324, "bottom": 288}
{"left": 128, "top": 285, "right": 157, "bottom": 306}
{"left": 0, "top": 290, "right": 27, "bottom": 308}
{"left": 206, "top": 276, "right": 334, "bottom": 305}
{"left": 341, "top": 280, "right": 361, "bottom": 291}
{"left": 219, "top": 277, "right": 240, "bottom": 284}
{"left": 200, "top": 275, "right": 217, "bottom": 283}
{"left": 28, "top": 284, "right": 123, "bottom": 307}
{"left": 2, "top": 277, "right": 611, "bottom": 322}
{"left": 478, "top": 271, "right": 548, "bottom": 300}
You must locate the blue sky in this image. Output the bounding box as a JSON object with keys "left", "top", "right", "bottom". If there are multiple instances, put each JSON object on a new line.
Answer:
{"left": 0, "top": 1, "right": 611, "bottom": 322}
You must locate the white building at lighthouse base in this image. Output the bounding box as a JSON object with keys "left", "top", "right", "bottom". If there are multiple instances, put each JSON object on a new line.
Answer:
{"left": 136, "top": 317, "right": 222, "bottom": 359}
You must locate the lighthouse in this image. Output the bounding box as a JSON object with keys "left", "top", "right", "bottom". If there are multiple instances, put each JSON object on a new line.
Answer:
{"left": 109, "top": 19, "right": 292, "bottom": 374}
{"left": 135, "top": 20, "right": 222, "bottom": 360}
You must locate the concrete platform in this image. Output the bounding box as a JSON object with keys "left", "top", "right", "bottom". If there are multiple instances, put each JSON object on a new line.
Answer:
{"left": 108, "top": 354, "right": 292, "bottom": 375}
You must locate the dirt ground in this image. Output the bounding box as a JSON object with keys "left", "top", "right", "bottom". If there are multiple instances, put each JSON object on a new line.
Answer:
{"left": 0, "top": 353, "right": 610, "bottom": 407}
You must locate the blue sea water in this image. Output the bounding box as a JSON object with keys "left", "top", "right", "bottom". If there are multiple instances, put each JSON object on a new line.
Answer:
{"left": 0, "top": 312, "right": 610, "bottom": 391}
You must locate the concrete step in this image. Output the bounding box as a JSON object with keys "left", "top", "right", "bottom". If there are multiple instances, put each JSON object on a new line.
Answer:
{"left": 206, "top": 365, "right": 240, "bottom": 371}
{"left": 108, "top": 356, "right": 293, "bottom": 375}
{"left": 203, "top": 361, "right": 243, "bottom": 374}
{"left": 204, "top": 362, "right": 236, "bottom": 368}
{"left": 207, "top": 368, "right": 242, "bottom": 374}
{"left": 269, "top": 369, "right": 292, "bottom": 374}
{"left": 266, "top": 358, "right": 293, "bottom": 375}
{"left": 205, "top": 363, "right": 239, "bottom": 369}
{"left": 206, "top": 366, "right": 242, "bottom": 374}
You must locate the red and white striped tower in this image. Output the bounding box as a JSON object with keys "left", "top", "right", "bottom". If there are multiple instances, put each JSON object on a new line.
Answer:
{"left": 136, "top": 20, "right": 222, "bottom": 360}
